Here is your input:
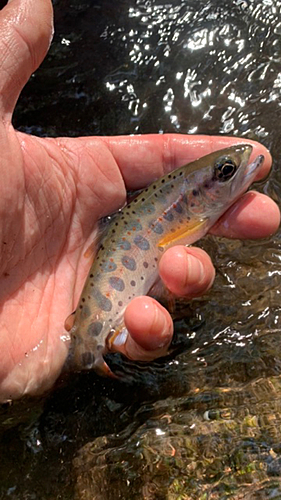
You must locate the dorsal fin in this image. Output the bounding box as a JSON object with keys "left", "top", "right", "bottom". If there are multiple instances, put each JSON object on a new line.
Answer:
{"left": 83, "top": 212, "right": 121, "bottom": 259}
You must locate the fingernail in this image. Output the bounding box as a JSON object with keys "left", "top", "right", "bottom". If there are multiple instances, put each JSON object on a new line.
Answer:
{"left": 152, "top": 302, "right": 169, "bottom": 347}
{"left": 186, "top": 252, "right": 205, "bottom": 285}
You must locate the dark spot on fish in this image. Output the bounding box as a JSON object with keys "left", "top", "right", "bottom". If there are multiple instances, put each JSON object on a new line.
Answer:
{"left": 141, "top": 276, "right": 144, "bottom": 280}
{"left": 90, "top": 274, "right": 94, "bottom": 278}
{"left": 192, "top": 189, "right": 199, "bottom": 196}
{"left": 109, "top": 276, "right": 125, "bottom": 291}
{"left": 82, "top": 298, "right": 85, "bottom": 302}
{"left": 95, "top": 290, "right": 113, "bottom": 312}
{"left": 118, "top": 300, "right": 123, "bottom": 307}
{"left": 143, "top": 262, "right": 149, "bottom": 268}
{"left": 122, "top": 255, "right": 137, "bottom": 271}
{"left": 100, "top": 261, "right": 117, "bottom": 273}
{"left": 151, "top": 222, "right": 163, "bottom": 234}
{"left": 174, "top": 203, "right": 183, "bottom": 214}
{"left": 79, "top": 305, "right": 83, "bottom": 310}
{"left": 130, "top": 280, "right": 136, "bottom": 286}
{"left": 81, "top": 305, "right": 91, "bottom": 320}
{"left": 88, "top": 321, "right": 103, "bottom": 337}
{"left": 164, "top": 211, "right": 174, "bottom": 221}
{"left": 126, "top": 220, "right": 142, "bottom": 231}
{"left": 161, "top": 179, "right": 165, "bottom": 183}
{"left": 134, "top": 235, "right": 150, "bottom": 250}
{"left": 118, "top": 238, "right": 131, "bottom": 250}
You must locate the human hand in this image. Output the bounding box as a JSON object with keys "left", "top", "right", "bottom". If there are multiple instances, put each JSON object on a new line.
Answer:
{"left": 0, "top": 0, "right": 279, "bottom": 401}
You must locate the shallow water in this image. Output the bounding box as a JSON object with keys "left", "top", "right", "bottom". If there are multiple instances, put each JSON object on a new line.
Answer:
{"left": 1, "top": 0, "right": 281, "bottom": 498}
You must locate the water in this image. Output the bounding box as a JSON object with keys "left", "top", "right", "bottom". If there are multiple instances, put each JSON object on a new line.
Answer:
{"left": 1, "top": 0, "right": 281, "bottom": 498}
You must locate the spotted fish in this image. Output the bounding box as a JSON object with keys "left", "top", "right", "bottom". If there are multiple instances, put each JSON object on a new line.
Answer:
{"left": 65, "top": 144, "right": 264, "bottom": 376}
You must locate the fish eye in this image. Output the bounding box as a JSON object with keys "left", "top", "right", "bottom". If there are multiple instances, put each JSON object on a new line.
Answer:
{"left": 214, "top": 157, "right": 237, "bottom": 182}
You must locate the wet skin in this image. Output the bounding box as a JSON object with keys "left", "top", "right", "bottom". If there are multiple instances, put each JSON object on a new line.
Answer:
{"left": 0, "top": 0, "right": 279, "bottom": 401}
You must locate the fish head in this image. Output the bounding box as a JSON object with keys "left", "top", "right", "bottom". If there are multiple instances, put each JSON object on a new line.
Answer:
{"left": 184, "top": 144, "right": 264, "bottom": 220}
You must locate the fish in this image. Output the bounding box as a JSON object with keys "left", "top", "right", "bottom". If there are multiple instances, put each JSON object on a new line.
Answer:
{"left": 65, "top": 144, "right": 264, "bottom": 377}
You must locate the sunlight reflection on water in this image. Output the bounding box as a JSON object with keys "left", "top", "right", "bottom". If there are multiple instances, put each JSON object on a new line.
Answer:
{"left": 5, "top": 0, "right": 281, "bottom": 498}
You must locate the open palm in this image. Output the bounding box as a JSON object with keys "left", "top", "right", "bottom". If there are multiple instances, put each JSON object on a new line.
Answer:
{"left": 0, "top": 0, "right": 278, "bottom": 402}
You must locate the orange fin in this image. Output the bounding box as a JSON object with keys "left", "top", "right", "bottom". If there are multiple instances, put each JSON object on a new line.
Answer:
{"left": 158, "top": 219, "right": 208, "bottom": 249}
{"left": 84, "top": 212, "right": 121, "bottom": 260}
{"left": 65, "top": 311, "right": 76, "bottom": 331}
{"left": 84, "top": 241, "right": 96, "bottom": 259}
{"left": 95, "top": 358, "right": 119, "bottom": 379}
{"left": 107, "top": 326, "right": 129, "bottom": 352}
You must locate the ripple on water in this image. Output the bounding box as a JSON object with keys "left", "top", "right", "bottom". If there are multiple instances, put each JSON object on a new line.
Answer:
{"left": 7, "top": 0, "right": 281, "bottom": 499}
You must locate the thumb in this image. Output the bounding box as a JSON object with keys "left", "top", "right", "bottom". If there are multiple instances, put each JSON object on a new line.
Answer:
{"left": 0, "top": 0, "right": 53, "bottom": 118}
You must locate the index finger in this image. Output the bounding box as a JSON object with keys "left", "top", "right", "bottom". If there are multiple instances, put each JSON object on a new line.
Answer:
{"left": 103, "top": 134, "right": 272, "bottom": 190}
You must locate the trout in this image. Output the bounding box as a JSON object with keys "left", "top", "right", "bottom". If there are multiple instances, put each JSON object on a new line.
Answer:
{"left": 65, "top": 144, "right": 264, "bottom": 376}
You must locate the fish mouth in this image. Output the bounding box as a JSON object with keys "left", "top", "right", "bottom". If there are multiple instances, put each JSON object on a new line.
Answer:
{"left": 244, "top": 154, "right": 264, "bottom": 179}
{"left": 230, "top": 153, "right": 265, "bottom": 197}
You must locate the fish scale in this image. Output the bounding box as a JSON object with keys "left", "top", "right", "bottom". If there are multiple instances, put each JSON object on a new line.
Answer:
{"left": 65, "top": 144, "right": 264, "bottom": 377}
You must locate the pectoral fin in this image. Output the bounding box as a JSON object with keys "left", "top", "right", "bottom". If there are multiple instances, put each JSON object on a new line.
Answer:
{"left": 158, "top": 219, "right": 208, "bottom": 249}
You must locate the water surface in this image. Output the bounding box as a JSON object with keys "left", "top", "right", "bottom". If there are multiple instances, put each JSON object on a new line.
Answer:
{"left": 1, "top": 0, "right": 281, "bottom": 498}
